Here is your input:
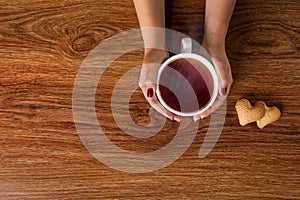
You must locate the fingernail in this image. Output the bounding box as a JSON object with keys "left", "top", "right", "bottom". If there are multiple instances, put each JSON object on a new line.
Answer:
{"left": 167, "top": 116, "right": 173, "bottom": 121}
{"left": 221, "top": 87, "right": 227, "bottom": 96}
{"left": 174, "top": 116, "right": 181, "bottom": 123}
{"left": 200, "top": 115, "right": 205, "bottom": 119}
{"left": 193, "top": 117, "right": 199, "bottom": 122}
{"left": 147, "top": 88, "right": 154, "bottom": 98}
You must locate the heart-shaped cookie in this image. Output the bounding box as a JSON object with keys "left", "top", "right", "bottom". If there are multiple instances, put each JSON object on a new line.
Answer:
{"left": 256, "top": 101, "right": 281, "bottom": 129}
{"left": 235, "top": 99, "right": 265, "bottom": 126}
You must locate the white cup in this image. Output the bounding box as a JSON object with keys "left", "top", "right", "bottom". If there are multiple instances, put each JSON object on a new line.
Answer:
{"left": 156, "top": 38, "right": 219, "bottom": 117}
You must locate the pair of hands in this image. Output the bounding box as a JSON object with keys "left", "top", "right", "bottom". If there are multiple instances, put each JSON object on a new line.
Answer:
{"left": 139, "top": 45, "right": 232, "bottom": 122}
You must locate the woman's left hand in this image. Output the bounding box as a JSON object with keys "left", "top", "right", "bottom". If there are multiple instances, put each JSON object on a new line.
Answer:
{"left": 193, "top": 44, "right": 233, "bottom": 121}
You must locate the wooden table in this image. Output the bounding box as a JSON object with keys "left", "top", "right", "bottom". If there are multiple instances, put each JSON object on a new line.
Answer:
{"left": 0, "top": 0, "right": 299, "bottom": 199}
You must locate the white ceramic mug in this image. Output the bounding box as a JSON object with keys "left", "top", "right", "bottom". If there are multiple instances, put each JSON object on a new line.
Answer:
{"left": 156, "top": 37, "right": 219, "bottom": 117}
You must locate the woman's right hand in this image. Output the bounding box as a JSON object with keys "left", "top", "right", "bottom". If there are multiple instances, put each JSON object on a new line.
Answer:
{"left": 139, "top": 49, "right": 181, "bottom": 122}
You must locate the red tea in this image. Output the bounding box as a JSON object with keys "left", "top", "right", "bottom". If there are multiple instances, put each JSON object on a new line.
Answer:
{"left": 158, "top": 58, "right": 214, "bottom": 113}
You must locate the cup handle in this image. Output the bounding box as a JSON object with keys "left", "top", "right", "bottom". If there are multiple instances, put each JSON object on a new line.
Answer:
{"left": 181, "top": 37, "right": 192, "bottom": 53}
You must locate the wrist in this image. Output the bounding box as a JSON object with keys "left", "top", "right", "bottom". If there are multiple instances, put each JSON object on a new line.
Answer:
{"left": 143, "top": 48, "right": 169, "bottom": 64}
{"left": 203, "top": 32, "right": 225, "bottom": 47}
{"left": 202, "top": 34, "right": 226, "bottom": 57}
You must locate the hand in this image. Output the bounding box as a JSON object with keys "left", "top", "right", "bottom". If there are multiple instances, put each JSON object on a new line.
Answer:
{"left": 193, "top": 44, "right": 233, "bottom": 121}
{"left": 139, "top": 49, "right": 181, "bottom": 122}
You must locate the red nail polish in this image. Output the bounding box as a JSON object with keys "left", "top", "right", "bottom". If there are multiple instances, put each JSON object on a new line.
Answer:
{"left": 147, "top": 88, "right": 154, "bottom": 98}
{"left": 221, "top": 87, "right": 227, "bottom": 96}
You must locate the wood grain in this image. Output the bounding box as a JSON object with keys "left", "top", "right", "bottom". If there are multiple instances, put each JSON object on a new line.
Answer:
{"left": 0, "top": 0, "right": 299, "bottom": 199}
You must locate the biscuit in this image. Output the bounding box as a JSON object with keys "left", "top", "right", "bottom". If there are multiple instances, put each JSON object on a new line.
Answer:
{"left": 256, "top": 101, "right": 281, "bottom": 129}
{"left": 235, "top": 99, "right": 265, "bottom": 126}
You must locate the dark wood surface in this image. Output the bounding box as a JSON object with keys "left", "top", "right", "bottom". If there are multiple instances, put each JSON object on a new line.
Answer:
{"left": 0, "top": 0, "right": 299, "bottom": 199}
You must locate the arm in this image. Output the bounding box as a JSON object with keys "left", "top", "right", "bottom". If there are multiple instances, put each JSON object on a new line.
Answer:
{"left": 133, "top": 0, "right": 166, "bottom": 53}
{"left": 133, "top": 0, "right": 181, "bottom": 122}
{"left": 203, "top": 0, "right": 236, "bottom": 50}
{"left": 133, "top": 0, "right": 165, "bottom": 27}
{"left": 194, "top": 0, "right": 236, "bottom": 121}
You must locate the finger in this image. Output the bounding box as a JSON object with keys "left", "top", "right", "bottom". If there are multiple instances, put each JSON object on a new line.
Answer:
{"left": 173, "top": 115, "right": 181, "bottom": 123}
{"left": 200, "top": 108, "right": 212, "bottom": 120}
{"left": 193, "top": 110, "right": 208, "bottom": 122}
{"left": 141, "top": 85, "right": 176, "bottom": 121}
{"left": 211, "top": 57, "right": 232, "bottom": 97}
{"left": 149, "top": 96, "right": 178, "bottom": 121}
{"left": 151, "top": 102, "right": 175, "bottom": 121}
{"left": 217, "top": 68, "right": 231, "bottom": 97}
{"left": 193, "top": 95, "right": 226, "bottom": 121}
{"left": 149, "top": 91, "right": 182, "bottom": 122}
{"left": 148, "top": 89, "right": 182, "bottom": 122}
{"left": 200, "top": 95, "right": 226, "bottom": 119}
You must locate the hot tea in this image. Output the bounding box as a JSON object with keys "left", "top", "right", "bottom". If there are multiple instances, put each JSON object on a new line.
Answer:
{"left": 158, "top": 58, "right": 214, "bottom": 113}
